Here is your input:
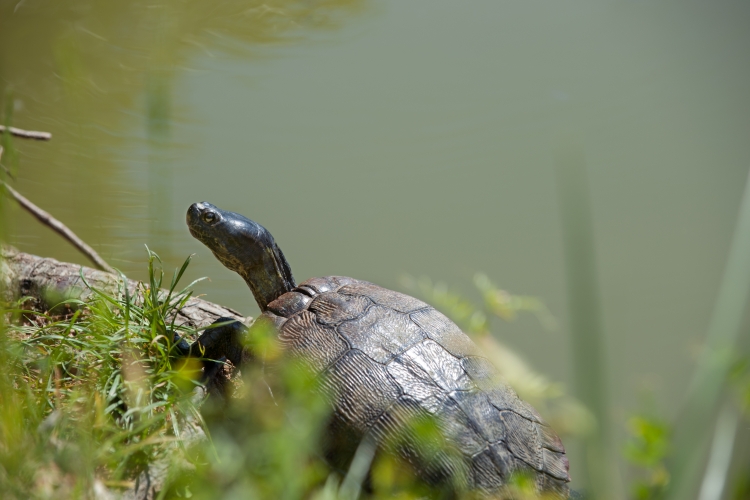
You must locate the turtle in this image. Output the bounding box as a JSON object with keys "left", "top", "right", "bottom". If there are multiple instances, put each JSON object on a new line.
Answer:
{"left": 185, "top": 201, "right": 571, "bottom": 498}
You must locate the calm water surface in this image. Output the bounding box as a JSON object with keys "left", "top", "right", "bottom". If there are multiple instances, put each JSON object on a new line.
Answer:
{"left": 2, "top": 0, "right": 750, "bottom": 492}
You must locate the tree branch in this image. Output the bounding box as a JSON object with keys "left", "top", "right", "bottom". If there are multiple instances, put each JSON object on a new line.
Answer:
{"left": 0, "top": 124, "right": 52, "bottom": 140}
{"left": 0, "top": 129, "right": 109, "bottom": 272}
{"left": 1, "top": 181, "right": 116, "bottom": 273}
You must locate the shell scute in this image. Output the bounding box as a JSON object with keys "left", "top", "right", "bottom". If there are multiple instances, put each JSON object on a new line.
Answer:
{"left": 400, "top": 340, "right": 474, "bottom": 393}
{"left": 410, "top": 308, "right": 479, "bottom": 358}
{"left": 267, "top": 291, "right": 311, "bottom": 317}
{"left": 520, "top": 401, "right": 547, "bottom": 425}
{"left": 539, "top": 423, "right": 565, "bottom": 453}
{"left": 368, "top": 396, "right": 426, "bottom": 444}
{"left": 309, "top": 292, "right": 371, "bottom": 326}
{"left": 486, "top": 388, "right": 543, "bottom": 425}
{"left": 436, "top": 397, "right": 487, "bottom": 456}
{"left": 337, "top": 305, "right": 425, "bottom": 364}
{"left": 330, "top": 276, "right": 358, "bottom": 288}
{"left": 541, "top": 448, "right": 571, "bottom": 482}
{"left": 471, "top": 447, "right": 506, "bottom": 490}
{"left": 499, "top": 410, "right": 543, "bottom": 471}
{"left": 322, "top": 350, "right": 401, "bottom": 432}
{"left": 386, "top": 357, "right": 444, "bottom": 410}
{"left": 463, "top": 356, "right": 547, "bottom": 425}
{"left": 297, "top": 276, "right": 339, "bottom": 294}
{"left": 488, "top": 443, "right": 523, "bottom": 482}
{"left": 461, "top": 356, "right": 501, "bottom": 389}
{"left": 450, "top": 390, "right": 505, "bottom": 444}
{"left": 372, "top": 396, "right": 471, "bottom": 487}
{"left": 536, "top": 471, "right": 571, "bottom": 497}
{"left": 338, "top": 281, "right": 428, "bottom": 313}
{"left": 261, "top": 311, "right": 287, "bottom": 330}
{"left": 277, "top": 311, "right": 348, "bottom": 372}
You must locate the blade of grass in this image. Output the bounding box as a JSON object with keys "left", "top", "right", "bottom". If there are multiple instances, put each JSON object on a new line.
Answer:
{"left": 163, "top": 254, "right": 192, "bottom": 317}
{"left": 338, "top": 435, "right": 377, "bottom": 500}
{"left": 555, "top": 136, "right": 621, "bottom": 499}
{"left": 696, "top": 399, "right": 740, "bottom": 500}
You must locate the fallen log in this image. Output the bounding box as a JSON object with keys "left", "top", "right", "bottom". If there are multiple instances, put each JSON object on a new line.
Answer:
{"left": 0, "top": 246, "right": 247, "bottom": 328}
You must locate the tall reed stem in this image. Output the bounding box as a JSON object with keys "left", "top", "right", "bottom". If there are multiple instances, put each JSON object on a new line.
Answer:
{"left": 555, "top": 138, "right": 621, "bottom": 499}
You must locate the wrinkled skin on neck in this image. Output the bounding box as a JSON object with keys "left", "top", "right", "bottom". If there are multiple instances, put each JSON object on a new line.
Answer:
{"left": 186, "top": 202, "right": 296, "bottom": 311}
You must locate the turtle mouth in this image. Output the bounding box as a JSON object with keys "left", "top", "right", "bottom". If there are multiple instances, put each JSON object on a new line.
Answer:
{"left": 187, "top": 224, "right": 205, "bottom": 241}
{"left": 187, "top": 204, "right": 219, "bottom": 251}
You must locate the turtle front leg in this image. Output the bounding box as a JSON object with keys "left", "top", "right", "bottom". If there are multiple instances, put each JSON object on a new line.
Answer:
{"left": 172, "top": 317, "right": 249, "bottom": 392}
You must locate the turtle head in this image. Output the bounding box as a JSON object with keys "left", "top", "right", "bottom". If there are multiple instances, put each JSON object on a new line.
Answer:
{"left": 187, "top": 202, "right": 295, "bottom": 311}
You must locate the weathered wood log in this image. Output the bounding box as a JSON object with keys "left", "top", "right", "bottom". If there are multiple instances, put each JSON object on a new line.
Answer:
{"left": 0, "top": 246, "right": 247, "bottom": 328}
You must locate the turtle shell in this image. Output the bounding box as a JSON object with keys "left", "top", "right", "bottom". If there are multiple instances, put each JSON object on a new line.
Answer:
{"left": 264, "top": 276, "right": 570, "bottom": 497}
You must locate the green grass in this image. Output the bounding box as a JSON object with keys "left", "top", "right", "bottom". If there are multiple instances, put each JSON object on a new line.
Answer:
{"left": 0, "top": 250, "right": 206, "bottom": 497}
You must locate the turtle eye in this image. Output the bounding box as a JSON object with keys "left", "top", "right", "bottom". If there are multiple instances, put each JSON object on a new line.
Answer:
{"left": 202, "top": 211, "right": 218, "bottom": 224}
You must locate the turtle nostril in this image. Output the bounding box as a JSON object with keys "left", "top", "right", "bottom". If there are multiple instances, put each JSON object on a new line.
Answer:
{"left": 187, "top": 203, "right": 203, "bottom": 223}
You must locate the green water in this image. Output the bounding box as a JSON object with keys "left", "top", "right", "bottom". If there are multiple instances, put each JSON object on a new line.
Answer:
{"left": 3, "top": 0, "right": 750, "bottom": 494}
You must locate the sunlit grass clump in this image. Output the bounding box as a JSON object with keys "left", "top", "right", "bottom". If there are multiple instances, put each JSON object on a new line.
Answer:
{"left": 0, "top": 250, "right": 207, "bottom": 497}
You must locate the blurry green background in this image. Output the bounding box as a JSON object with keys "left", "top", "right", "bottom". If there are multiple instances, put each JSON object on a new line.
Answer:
{"left": 2, "top": 0, "right": 750, "bottom": 495}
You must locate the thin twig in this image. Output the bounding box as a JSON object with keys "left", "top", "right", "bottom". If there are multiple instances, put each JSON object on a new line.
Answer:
{"left": 1, "top": 181, "right": 115, "bottom": 274}
{"left": 0, "top": 124, "right": 52, "bottom": 140}
{"left": 0, "top": 146, "right": 13, "bottom": 180}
